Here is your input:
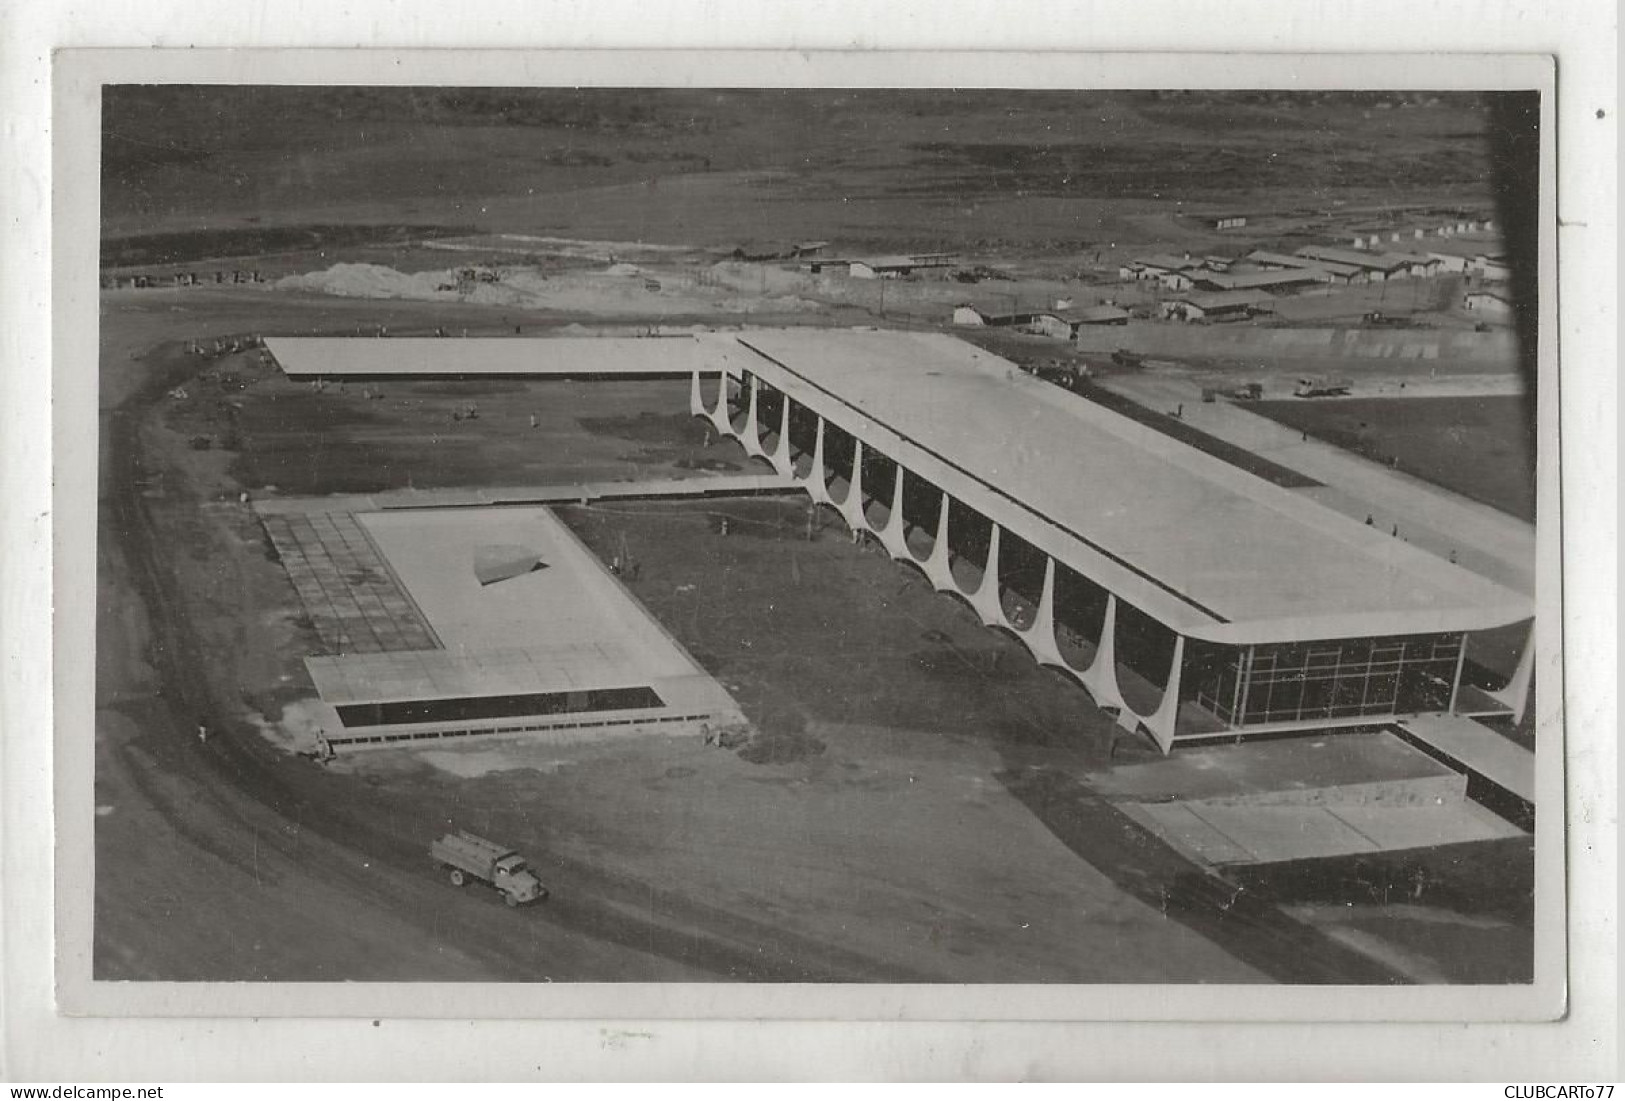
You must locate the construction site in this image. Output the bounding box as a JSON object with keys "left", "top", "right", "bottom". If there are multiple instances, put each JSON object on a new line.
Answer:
{"left": 93, "top": 87, "right": 1542, "bottom": 987}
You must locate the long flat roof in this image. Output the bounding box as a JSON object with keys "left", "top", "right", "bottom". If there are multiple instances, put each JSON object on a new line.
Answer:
{"left": 1175, "top": 289, "right": 1275, "bottom": 309}
{"left": 1295, "top": 246, "right": 1412, "bottom": 271}
{"left": 264, "top": 334, "right": 714, "bottom": 378}
{"left": 727, "top": 329, "right": 1529, "bottom": 642}
{"left": 1200, "top": 270, "right": 1326, "bottom": 290}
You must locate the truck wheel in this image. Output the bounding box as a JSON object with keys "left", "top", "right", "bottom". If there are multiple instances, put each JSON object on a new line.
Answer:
{"left": 503, "top": 892, "right": 519, "bottom": 908}
{"left": 449, "top": 869, "right": 466, "bottom": 887}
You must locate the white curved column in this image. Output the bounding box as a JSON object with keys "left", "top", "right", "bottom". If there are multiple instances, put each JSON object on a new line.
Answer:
{"left": 1016, "top": 558, "right": 1068, "bottom": 669}
{"left": 841, "top": 439, "right": 868, "bottom": 532}
{"left": 740, "top": 374, "right": 769, "bottom": 461}
{"left": 805, "top": 416, "right": 835, "bottom": 507}
{"left": 689, "top": 369, "right": 707, "bottom": 419}
{"left": 769, "top": 396, "right": 795, "bottom": 477}
{"left": 877, "top": 468, "right": 912, "bottom": 559}
{"left": 968, "top": 524, "right": 1006, "bottom": 627}
{"left": 923, "top": 497, "right": 955, "bottom": 591}
{"left": 1077, "top": 594, "right": 1128, "bottom": 717}
{"left": 707, "top": 370, "right": 735, "bottom": 437}
{"left": 1136, "top": 634, "right": 1186, "bottom": 754}
{"left": 1491, "top": 620, "right": 1537, "bottom": 725}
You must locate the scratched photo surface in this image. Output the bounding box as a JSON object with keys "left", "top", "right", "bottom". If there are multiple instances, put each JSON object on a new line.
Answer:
{"left": 94, "top": 86, "right": 1540, "bottom": 985}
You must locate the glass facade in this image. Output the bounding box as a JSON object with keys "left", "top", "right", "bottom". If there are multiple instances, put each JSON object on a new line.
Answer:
{"left": 1193, "top": 633, "right": 1463, "bottom": 728}
{"left": 335, "top": 685, "right": 666, "bottom": 729}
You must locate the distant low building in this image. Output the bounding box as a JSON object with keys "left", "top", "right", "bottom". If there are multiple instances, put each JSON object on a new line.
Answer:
{"left": 735, "top": 241, "right": 828, "bottom": 261}
{"left": 1388, "top": 245, "right": 1474, "bottom": 274}
{"left": 1245, "top": 250, "right": 1368, "bottom": 284}
{"left": 955, "top": 302, "right": 1130, "bottom": 336}
{"left": 1294, "top": 245, "right": 1418, "bottom": 282}
{"left": 825, "top": 252, "right": 957, "bottom": 279}
{"left": 1068, "top": 304, "right": 1131, "bottom": 327}
{"left": 1207, "top": 214, "right": 1248, "bottom": 230}
{"left": 1192, "top": 269, "right": 1328, "bottom": 296}
{"left": 1159, "top": 290, "right": 1275, "bottom": 322}
{"left": 1130, "top": 253, "right": 1204, "bottom": 291}
{"left": 1026, "top": 309, "right": 1130, "bottom": 339}
{"left": 1463, "top": 291, "right": 1514, "bottom": 319}
{"left": 951, "top": 304, "right": 1044, "bottom": 328}
{"left": 1028, "top": 313, "right": 1077, "bottom": 340}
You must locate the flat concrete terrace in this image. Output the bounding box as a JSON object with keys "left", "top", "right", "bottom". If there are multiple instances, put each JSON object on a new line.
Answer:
{"left": 725, "top": 329, "right": 1530, "bottom": 644}
{"left": 302, "top": 506, "right": 741, "bottom": 749}
{"left": 1398, "top": 713, "right": 1536, "bottom": 806}
{"left": 264, "top": 334, "right": 719, "bottom": 379}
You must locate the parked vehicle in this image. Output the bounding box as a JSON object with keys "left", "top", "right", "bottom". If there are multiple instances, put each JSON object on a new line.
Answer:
{"left": 431, "top": 831, "right": 548, "bottom": 907}
{"left": 1293, "top": 377, "right": 1353, "bottom": 398}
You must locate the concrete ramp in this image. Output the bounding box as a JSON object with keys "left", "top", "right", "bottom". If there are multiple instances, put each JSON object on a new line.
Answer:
{"left": 1398, "top": 714, "right": 1534, "bottom": 806}
{"left": 1123, "top": 798, "right": 1525, "bottom": 867}
{"left": 1091, "top": 729, "right": 1464, "bottom": 806}
{"left": 1105, "top": 727, "right": 1527, "bottom": 866}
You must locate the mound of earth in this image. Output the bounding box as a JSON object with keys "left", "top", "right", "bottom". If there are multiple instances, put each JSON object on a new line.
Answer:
{"left": 737, "top": 728, "right": 827, "bottom": 766}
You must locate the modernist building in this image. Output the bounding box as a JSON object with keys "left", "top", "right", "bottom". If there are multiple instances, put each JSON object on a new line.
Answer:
{"left": 266, "top": 328, "right": 1535, "bottom": 756}
{"left": 689, "top": 329, "right": 1533, "bottom": 752}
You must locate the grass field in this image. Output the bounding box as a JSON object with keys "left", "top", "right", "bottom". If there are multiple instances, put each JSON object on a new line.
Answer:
{"left": 1248, "top": 395, "right": 1536, "bottom": 522}
{"left": 102, "top": 88, "right": 1500, "bottom": 256}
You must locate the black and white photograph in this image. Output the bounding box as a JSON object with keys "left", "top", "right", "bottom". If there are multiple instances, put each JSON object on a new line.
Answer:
{"left": 7, "top": 26, "right": 1613, "bottom": 1081}
{"left": 79, "top": 72, "right": 1558, "bottom": 994}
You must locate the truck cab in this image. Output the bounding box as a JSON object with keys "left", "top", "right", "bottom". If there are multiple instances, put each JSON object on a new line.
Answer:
{"left": 491, "top": 854, "right": 545, "bottom": 905}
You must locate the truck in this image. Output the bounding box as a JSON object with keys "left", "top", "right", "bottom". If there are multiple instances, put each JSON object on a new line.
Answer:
{"left": 1293, "top": 377, "right": 1353, "bottom": 398}
{"left": 431, "top": 831, "right": 548, "bottom": 907}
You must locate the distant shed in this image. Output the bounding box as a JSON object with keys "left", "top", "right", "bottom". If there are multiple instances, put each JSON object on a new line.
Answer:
{"left": 1068, "top": 305, "right": 1130, "bottom": 326}
{"left": 845, "top": 254, "right": 956, "bottom": 279}
{"left": 1160, "top": 290, "right": 1275, "bottom": 322}
{"left": 1193, "top": 269, "right": 1327, "bottom": 295}
{"left": 1464, "top": 291, "right": 1514, "bottom": 319}
{"left": 1028, "top": 313, "right": 1077, "bottom": 340}
{"left": 951, "top": 305, "right": 1045, "bottom": 328}
{"left": 1294, "top": 246, "right": 1416, "bottom": 282}
{"left": 1131, "top": 254, "right": 1204, "bottom": 290}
